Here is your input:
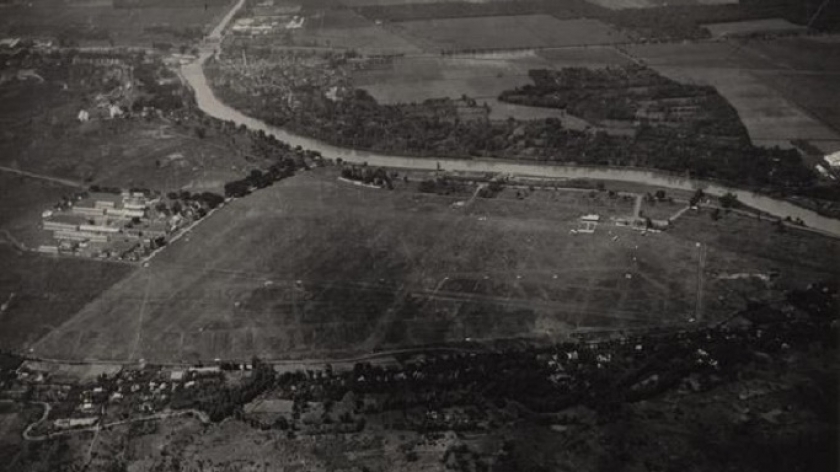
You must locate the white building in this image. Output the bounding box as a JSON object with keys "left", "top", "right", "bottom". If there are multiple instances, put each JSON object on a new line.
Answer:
{"left": 825, "top": 151, "right": 840, "bottom": 168}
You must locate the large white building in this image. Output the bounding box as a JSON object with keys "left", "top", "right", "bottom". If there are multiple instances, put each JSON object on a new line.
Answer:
{"left": 825, "top": 151, "right": 840, "bottom": 168}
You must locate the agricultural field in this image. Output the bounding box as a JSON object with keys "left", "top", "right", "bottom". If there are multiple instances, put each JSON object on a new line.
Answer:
{"left": 390, "top": 15, "right": 627, "bottom": 52}
{"left": 354, "top": 53, "right": 578, "bottom": 121}
{"left": 629, "top": 40, "right": 840, "bottom": 153}
{"left": 0, "top": 0, "right": 234, "bottom": 47}
{"left": 337, "top": 0, "right": 524, "bottom": 6}
{"left": 30, "top": 169, "right": 840, "bottom": 363}
{"left": 1, "top": 113, "right": 260, "bottom": 194}
{"left": 0, "top": 79, "right": 265, "bottom": 194}
{"left": 0, "top": 245, "right": 133, "bottom": 351}
{"left": 0, "top": 173, "right": 76, "bottom": 247}
{"left": 287, "top": 24, "right": 422, "bottom": 53}
{"left": 585, "top": 0, "right": 736, "bottom": 9}
{"left": 703, "top": 18, "right": 807, "bottom": 38}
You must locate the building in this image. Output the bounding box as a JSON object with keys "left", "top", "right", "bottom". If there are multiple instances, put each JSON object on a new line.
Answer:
{"left": 106, "top": 208, "right": 145, "bottom": 219}
{"left": 53, "top": 417, "right": 98, "bottom": 429}
{"left": 825, "top": 151, "right": 840, "bottom": 168}
{"left": 79, "top": 224, "right": 120, "bottom": 234}
{"left": 44, "top": 220, "right": 79, "bottom": 232}
{"left": 578, "top": 214, "right": 600, "bottom": 234}
{"left": 54, "top": 231, "right": 109, "bottom": 243}
{"left": 71, "top": 206, "right": 106, "bottom": 217}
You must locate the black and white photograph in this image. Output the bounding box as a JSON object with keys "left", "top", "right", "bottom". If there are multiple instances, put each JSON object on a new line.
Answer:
{"left": 0, "top": 0, "right": 838, "bottom": 470}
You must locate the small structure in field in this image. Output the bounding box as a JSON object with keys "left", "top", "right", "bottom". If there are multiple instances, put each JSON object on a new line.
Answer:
{"left": 578, "top": 214, "right": 600, "bottom": 233}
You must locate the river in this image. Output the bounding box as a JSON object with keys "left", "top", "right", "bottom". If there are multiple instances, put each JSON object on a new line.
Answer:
{"left": 181, "top": 2, "right": 840, "bottom": 238}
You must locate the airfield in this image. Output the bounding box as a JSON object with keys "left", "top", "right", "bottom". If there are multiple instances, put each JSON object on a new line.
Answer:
{"left": 24, "top": 168, "right": 839, "bottom": 363}
{"left": 2, "top": 0, "right": 840, "bottom": 364}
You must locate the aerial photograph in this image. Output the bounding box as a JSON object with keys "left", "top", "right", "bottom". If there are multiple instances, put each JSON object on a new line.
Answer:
{"left": 0, "top": 0, "right": 838, "bottom": 470}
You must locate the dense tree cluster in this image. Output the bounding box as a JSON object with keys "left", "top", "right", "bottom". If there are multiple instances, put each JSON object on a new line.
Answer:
{"left": 340, "top": 164, "right": 394, "bottom": 188}
{"left": 500, "top": 66, "right": 748, "bottom": 139}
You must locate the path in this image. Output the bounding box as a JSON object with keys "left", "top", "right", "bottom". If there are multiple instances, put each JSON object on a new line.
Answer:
{"left": 0, "top": 165, "right": 84, "bottom": 188}
{"left": 208, "top": 0, "right": 245, "bottom": 40}
{"left": 22, "top": 408, "right": 210, "bottom": 442}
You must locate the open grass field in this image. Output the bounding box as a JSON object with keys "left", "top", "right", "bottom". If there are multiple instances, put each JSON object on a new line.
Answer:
{"left": 354, "top": 53, "right": 577, "bottom": 121}
{"left": 584, "top": 0, "right": 736, "bottom": 9}
{"left": 391, "top": 15, "right": 627, "bottom": 51}
{"left": 29, "top": 169, "right": 840, "bottom": 363}
{"left": 0, "top": 117, "right": 255, "bottom": 193}
{"left": 0, "top": 245, "right": 133, "bottom": 352}
{"left": 628, "top": 40, "right": 840, "bottom": 153}
{"left": 0, "top": 173, "right": 76, "bottom": 247}
{"left": 0, "top": 0, "right": 234, "bottom": 47}
{"left": 703, "top": 18, "right": 807, "bottom": 38}
{"left": 290, "top": 24, "right": 422, "bottom": 53}
{"left": 0, "top": 78, "right": 262, "bottom": 194}
{"left": 337, "top": 0, "right": 522, "bottom": 6}
{"left": 353, "top": 50, "right": 628, "bottom": 123}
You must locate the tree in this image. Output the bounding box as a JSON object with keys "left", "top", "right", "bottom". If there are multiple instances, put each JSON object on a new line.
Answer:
{"left": 719, "top": 192, "right": 738, "bottom": 210}
{"left": 689, "top": 189, "right": 705, "bottom": 207}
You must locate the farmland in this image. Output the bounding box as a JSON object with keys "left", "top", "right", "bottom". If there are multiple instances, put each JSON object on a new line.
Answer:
{"left": 29, "top": 168, "right": 840, "bottom": 363}
{"left": 0, "top": 51, "right": 274, "bottom": 194}
{"left": 390, "top": 16, "right": 626, "bottom": 52}
{"left": 628, "top": 39, "right": 840, "bottom": 154}
{"left": 0, "top": 245, "right": 133, "bottom": 351}
{"left": 0, "top": 0, "right": 235, "bottom": 47}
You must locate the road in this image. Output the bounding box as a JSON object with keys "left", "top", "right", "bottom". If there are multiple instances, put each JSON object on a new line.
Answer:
{"left": 0, "top": 165, "right": 84, "bottom": 188}
{"left": 22, "top": 407, "right": 210, "bottom": 442}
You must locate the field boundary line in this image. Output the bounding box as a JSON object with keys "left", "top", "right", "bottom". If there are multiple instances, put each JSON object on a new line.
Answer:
{"left": 0, "top": 166, "right": 85, "bottom": 188}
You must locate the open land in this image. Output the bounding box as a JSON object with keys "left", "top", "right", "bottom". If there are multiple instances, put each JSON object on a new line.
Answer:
{"left": 0, "top": 71, "right": 269, "bottom": 194}
{"left": 28, "top": 168, "right": 840, "bottom": 363}
{"left": 354, "top": 53, "right": 580, "bottom": 122}
{"left": 0, "top": 245, "right": 133, "bottom": 352}
{"left": 0, "top": 174, "right": 75, "bottom": 247}
{"left": 703, "top": 18, "right": 807, "bottom": 38}
{"left": 0, "top": 0, "right": 235, "bottom": 47}
{"left": 628, "top": 39, "right": 840, "bottom": 153}
{"left": 390, "top": 16, "right": 627, "bottom": 51}
{"left": 586, "top": 0, "right": 737, "bottom": 9}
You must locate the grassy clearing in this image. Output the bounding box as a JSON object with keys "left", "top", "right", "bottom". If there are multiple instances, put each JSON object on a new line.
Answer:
{"left": 703, "top": 18, "right": 806, "bottom": 38}
{"left": 0, "top": 77, "right": 265, "bottom": 193}
{"left": 628, "top": 40, "right": 840, "bottom": 153}
{"left": 30, "top": 169, "right": 838, "bottom": 362}
{"left": 0, "top": 245, "right": 133, "bottom": 352}
{"left": 354, "top": 54, "right": 573, "bottom": 121}
{"left": 627, "top": 41, "right": 771, "bottom": 69}
{"left": 391, "top": 16, "right": 626, "bottom": 51}
{"left": 0, "top": 174, "right": 74, "bottom": 247}
{"left": 585, "top": 0, "right": 736, "bottom": 9}
{"left": 289, "top": 25, "right": 422, "bottom": 53}
{"left": 0, "top": 0, "right": 234, "bottom": 47}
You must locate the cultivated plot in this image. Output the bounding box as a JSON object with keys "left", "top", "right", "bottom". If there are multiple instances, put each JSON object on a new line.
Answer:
{"left": 584, "top": 0, "right": 736, "bottom": 9}
{"left": 630, "top": 41, "right": 840, "bottom": 151}
{"left": 0, "top": 0, "right": 234, "bottom": 47}
{"left": 703, "top": 18, "right": 807, "bottom": 38}
{"left": 391, "top": 15, "right": 626, "bottom": 52}
{"left": 354, "top": 53, "right": 575, "bottom": 121}
{"left": 290, "top": 25, "right": 423, "bottom": 53}
{"left": 0, "top": 246, "right": 133, "bottom": 352}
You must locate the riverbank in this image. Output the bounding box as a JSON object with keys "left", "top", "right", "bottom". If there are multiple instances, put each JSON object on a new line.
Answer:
{"left": 178, "top": 0, "right": 840, "bottom": 238}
